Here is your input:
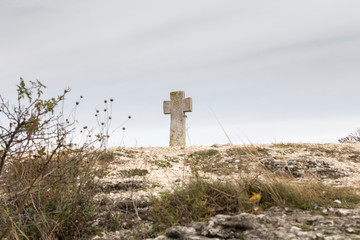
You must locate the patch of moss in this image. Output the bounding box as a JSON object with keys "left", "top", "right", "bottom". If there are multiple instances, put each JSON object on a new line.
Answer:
{"left": 185, "top": 150, "right": 231, "bottom": 174}
{"left": 189, "top": 149, "right": 220, "bottom": 160}
{"left": 98, "top": 151, "right": 115, "bottom": 162}
{"left": 164, "top": 156, "right": 180, "bottom": 163}
{"left": 226, "top": 146, "right": 270, "bottom": 158}
{"left": 119, "top": 168, "right": 149, "bottom": 177}
{"left": 151, "top": 160, "right": 172, "bottom": 168}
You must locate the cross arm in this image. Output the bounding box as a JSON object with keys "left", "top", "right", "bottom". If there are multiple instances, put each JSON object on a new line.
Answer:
{"left": 163, "top": 101, "right": 171, "bottom": 114}
{"left": 183, "top": 97, "right": 192, "bottom": 112}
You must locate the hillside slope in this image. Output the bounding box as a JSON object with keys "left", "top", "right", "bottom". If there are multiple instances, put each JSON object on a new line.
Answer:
{"left": 91, "top": 143, "right": 360, "bottom": 240}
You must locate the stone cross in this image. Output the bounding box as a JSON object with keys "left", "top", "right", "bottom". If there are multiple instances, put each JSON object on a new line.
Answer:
{"left": 163, "top": 91, "right": 192, "bottom": 147}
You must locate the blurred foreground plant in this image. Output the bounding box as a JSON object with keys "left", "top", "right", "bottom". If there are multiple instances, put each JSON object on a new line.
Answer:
{"left": 0, "top": 78, "right": 126, "bottom": 239}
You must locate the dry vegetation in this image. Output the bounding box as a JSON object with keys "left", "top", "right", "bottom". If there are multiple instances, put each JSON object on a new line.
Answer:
{"left": 0, "top": 79, "right": 128, "bottom": 239}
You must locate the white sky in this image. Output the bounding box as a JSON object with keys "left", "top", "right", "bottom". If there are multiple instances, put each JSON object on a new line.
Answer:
{"left": 1, "top": 0, "right": 360, "bottom": 147}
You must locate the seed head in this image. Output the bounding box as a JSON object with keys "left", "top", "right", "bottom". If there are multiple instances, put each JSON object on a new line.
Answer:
{"left": 128, "top": 115, "right": 131, "bottom": 119}
{"left": 104, "top": 100, "right": 107, "bottom": 103}
{"left": 122, "top": 127, "right": 126, "bottom": 130}
{"left": 76, "top": 101, "right": 79, "bottom": 105}
{"left": 110, "top": 98, "right": 114, "bottom": 102}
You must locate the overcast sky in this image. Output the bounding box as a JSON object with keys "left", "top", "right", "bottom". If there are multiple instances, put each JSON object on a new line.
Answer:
{"left": 1, "top": 0, "right": 360, "bottom": 147}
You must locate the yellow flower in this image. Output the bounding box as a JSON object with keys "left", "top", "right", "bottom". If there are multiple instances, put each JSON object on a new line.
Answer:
{"left": 249, "top": 192, "right": 261, "bottom": 203}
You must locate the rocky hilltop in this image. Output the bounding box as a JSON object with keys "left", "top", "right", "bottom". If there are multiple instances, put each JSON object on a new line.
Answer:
{"left": 91, "top": 143, "right": 360, "bottom": 240}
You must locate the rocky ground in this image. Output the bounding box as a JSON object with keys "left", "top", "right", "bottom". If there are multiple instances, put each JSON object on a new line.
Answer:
{"left": 90, "top": 143, "right": 360, "bottom": 240}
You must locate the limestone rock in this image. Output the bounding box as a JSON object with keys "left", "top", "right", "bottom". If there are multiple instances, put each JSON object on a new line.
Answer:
{"left": 148, "top": 207, "right": 360, "bottom": 240}
{"left": 260, "top": 157, "right": 349, "bottom": 178}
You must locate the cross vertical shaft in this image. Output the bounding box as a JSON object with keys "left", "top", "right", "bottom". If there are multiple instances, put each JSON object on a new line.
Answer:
{"left": 163, "top": 91, "right": 192, "bottom": 146}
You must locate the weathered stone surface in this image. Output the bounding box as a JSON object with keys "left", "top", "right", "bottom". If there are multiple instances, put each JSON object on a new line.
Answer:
{"left": 163, "top": 91, "right": 192, "bottom": 147}
{"left": 260, "top": 157, "right": 350, "bottom": 178}
{"left": 100, "top": 180, "right": 147, "bottom": 192}
{"left": 148, "top": 208, "right": 360, "bottom": 240}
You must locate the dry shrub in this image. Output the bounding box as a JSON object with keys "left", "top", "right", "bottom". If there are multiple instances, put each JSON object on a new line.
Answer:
{"left": 339, "top": 128, "right": 360, "bottom": 143}
{"left": 0, "top": 79, "right": 129, "bottom": 239}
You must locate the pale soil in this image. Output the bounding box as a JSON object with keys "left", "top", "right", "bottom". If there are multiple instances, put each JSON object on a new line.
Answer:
{"left": 96, "top": 143, "right": 360, "bottom": 199}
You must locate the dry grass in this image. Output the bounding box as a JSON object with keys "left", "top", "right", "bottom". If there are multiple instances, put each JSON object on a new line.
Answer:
{"left": 0, "top": 150, "right": 102, "bottom": 239}
{"left": 150, "top": 174, "right": 360, "bottom": 233}
{"left": 149, "top": 144, "right": 360, "bottom": 234}
{"left": 260, "top": 176, "right": 360, "bottom": 209}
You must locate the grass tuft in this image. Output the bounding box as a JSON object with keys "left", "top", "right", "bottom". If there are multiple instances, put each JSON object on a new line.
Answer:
{"left": 260, "top": 177, "right": 360, "bottom": 210}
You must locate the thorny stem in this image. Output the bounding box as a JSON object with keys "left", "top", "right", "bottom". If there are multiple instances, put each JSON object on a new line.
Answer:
{"left": 0, "top": 136, "right": 31, "bottom": 187}
{"left": 0, "top": 121, "right": 26, "bottom": 175}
